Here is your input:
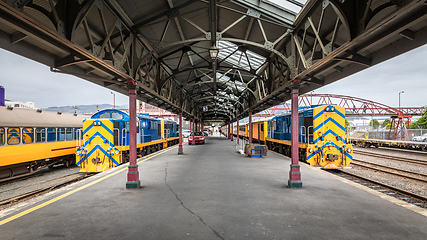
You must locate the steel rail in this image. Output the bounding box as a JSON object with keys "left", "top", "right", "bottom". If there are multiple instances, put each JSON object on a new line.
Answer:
{"left": 0, "top": 159, "right": 74, "bottom": 184}
{"left": 338, "top": 170, "right": 427, "bottom": 203}
{"left": 0, "top": 172, "right": 82, "bottom": 194}
{"left": 0, "top": 173, "right": 93, "bottom": 206}
{"left": 351, "top": 159, "right": 427, "bottom": 184}
{"left": 354, "top": 150, "right": 427, "bottom": 166}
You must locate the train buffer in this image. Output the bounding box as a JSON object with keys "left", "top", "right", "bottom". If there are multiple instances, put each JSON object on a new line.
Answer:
{"left": 245, "top": 144, "right": 268, "bottom": 158}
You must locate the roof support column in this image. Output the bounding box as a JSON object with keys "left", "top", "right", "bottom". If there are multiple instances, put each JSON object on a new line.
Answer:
{"left": 126, "top": 79, "right": 140, "bottom": 189}
{"left": 227, "top": 122, "right": 231, "bottom": 139}
{"left": 249, "top": 110, "right": 252, "bottom": 144}
{"left": 230, "top": 122, "right": 233, "bottom": 141}
{"left": 190, "top": 118, "right": 196, "bottom": 145}
{"left": 236, "top": 118, "right": 239, "bottom": 145}
{"left": 288, "top": 79, "right": 303, "bottom": 188}
{"left": 178, "top": 110, "right": 183, "bottom": 155}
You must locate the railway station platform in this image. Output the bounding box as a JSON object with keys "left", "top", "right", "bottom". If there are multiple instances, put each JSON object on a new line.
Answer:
{"left": 1, "top": 133, "right": 427, "bottom": 240}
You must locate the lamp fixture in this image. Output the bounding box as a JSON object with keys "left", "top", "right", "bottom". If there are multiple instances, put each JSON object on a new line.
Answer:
{"left": 209, "top": 46, "right": 219, "bottom": 60}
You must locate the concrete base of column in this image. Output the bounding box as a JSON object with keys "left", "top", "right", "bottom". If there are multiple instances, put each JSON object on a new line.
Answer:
{"left": 288, "top": 164, "right": 303, "bottom": 188}
{"left": 126, "top": 165, "right": 140, "bottom": 189}
{"left": 126, "top": 180, "right": 141, "bottom": 189}
{"left": 178, "top": 144, "right": 183, "bottom": 155}
{"left": 287, "top": 180, "right": 302, "bottom": 188}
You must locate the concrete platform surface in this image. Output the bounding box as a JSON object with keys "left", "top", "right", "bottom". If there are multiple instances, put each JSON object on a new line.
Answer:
{"left": 1, "top": 135, "right": 427, "bottom": 240}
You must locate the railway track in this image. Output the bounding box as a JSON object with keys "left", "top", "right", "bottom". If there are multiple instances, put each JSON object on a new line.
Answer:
{"left": 335, "top": 170, "right": 427, "bottom": 206}
{"left": 351, "top": 159, "right": 427, "bottom": 183}
{"left": 0, "top": 172, "right": 94, "bottom": 206}
{"left": 353, "top": 150, "right": 427, "bottom": 166}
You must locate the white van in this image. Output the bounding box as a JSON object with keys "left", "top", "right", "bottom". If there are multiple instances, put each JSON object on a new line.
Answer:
{"left": 182, "top": 129, "right": 191, "bottom": 138}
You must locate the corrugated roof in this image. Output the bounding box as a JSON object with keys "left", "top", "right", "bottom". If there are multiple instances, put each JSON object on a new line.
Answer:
{"left": 0, "top": 107, "right": 87, "bottom": 128}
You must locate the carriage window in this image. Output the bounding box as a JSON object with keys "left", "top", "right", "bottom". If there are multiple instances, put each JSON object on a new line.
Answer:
{"left": 23, "top": 127, "right": 34, "bottom": 144}
{"left": 99, "top": 112, "right": 110, "bottom": 118}
{"left": 0, "top": 128, "right": 4, "bottom": 145}
{"left": 66, "top": 128, "right": 73, "bottom": 140}
{"left": 47, "top": 128, "right": 56, "bottom": 142}
{"left": 111, "top": 112, "right": 123, "bottom": 119}
{"left": 36, "top": 128, "right": 46, "bottom": 142}
{"left": 57, "top": 128, "right": 65, "bottom": 141}
{"left": 7, "top": 127, "right": 20, "bottom": 145}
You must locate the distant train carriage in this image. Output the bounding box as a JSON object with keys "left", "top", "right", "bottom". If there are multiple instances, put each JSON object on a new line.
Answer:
{"left": 76, "top": 109, "right": 179, "bottom": 172}
{"left": 233, "top": 105, "right": 353, "bottom": 169}
{"left": 0, "top": 106, "right": 85, "bottom": 181}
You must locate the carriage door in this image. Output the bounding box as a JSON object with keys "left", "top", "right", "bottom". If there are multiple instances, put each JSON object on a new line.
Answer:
{"left": 113, "top": 121, "right": 119, "bottom": 146}
{"left": 260, "top": 124, "right": 264, "bottom": 142}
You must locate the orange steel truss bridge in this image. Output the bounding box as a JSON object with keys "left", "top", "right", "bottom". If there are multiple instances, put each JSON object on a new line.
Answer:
{"left": 256, "top": 93, "right": 427, "bottom": 140}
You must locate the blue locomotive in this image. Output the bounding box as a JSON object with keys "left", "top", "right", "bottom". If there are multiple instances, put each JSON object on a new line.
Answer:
{"left": 76, "top": 109, "right": 179, "bottom": 172}
{"left": 234, "top": 105, "right": 353, "bottom": 169}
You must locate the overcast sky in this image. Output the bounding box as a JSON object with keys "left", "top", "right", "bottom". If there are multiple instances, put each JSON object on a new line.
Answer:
{"left": 1, "top": 44, "right": 426, "bottom": 110}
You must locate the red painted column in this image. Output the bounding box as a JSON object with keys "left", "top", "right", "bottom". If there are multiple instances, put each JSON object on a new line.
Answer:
{"left": 288, "top": 79, "right": 302, "bottom": 188}
{"left": 236, "top": 118, "right": 239, "bottom": 145}
{"left": 230, "top": 122, "right": 233, "bottom": 141}
{"left": 178, "top": 110, "right": 183, "bottom": 155}
{"left": 126, "top": 79, "right": 140, "bottom": 189}
{"left": 193, "top": 119, "right": 196, "bottom": 144}
{"left": 228, "top": 122, "right": 231, "bottom": 139}
{"left": 249, "top": 111, "right": 252, "bottom": 144}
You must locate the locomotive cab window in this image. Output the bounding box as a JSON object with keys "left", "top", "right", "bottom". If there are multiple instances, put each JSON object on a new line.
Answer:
{"left": 36, "top": 128, "right": 46, "bottom": 142}
{"left": 99, "top": 112, "right": 110, "bottom": 118}
{"left": 111, "top": 112, "right": 123, "bottom": 119}
{"left": 0, "top": 127, "right": 4, "bottom": 145}
{"left": 7, "top": 127, "right": 20, "bottom": 145}
{"left": 23, "top": 127, "right": 34, "bottom": 144}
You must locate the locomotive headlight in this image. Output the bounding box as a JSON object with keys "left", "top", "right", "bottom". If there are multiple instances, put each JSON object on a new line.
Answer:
{"left": 331, "top": 107, "right": 335, "bottom": 111}
{"left": 326, "top": 107, "right": 330, "bottom": 111}
{"left": 347, "top": 148, "right": 352, "bottom": 153}
{"left": 309, "top": 148, "right": 314, "bottom": 153}
{"left": 328, "top": 146, "right": 333, "bottom": 150}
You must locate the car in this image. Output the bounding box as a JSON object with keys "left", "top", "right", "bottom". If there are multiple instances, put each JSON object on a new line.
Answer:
{"left": 189, "top": 132, "right": 205, "bottom": 144}
{"left": 412, "top": 133, "right": 427, "bottom": 142}
{"left": 182, "top": 129, "right": 191, "bottom": 138}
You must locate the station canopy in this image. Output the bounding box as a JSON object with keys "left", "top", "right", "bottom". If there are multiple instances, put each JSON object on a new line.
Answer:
{"left": 117, "top": 0, "right": 307, "bottom": 122}
{"left": 3, "top": 0, "right": 423, "bottom": 124}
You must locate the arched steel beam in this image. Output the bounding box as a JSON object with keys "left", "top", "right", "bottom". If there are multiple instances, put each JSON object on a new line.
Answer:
{"left": 192, "top": 96, "right": 244, "bottom": 108}
{"left": 202, "top": 110, "right": 234, "bottom": 120}
{"left": 150, "top": 37, "right": 290, "bottom": 68}
{"left": 159, "top": 65, "right": 264, "bottom": 90}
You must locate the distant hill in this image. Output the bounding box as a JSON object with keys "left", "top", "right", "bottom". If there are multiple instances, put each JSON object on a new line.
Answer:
{"left": 43, "top": 104, "right": 128, "bottom": 115}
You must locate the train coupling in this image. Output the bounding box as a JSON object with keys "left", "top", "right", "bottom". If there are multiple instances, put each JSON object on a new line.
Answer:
{"left": 326, "top": 154, "right": 339, "bottom": 161}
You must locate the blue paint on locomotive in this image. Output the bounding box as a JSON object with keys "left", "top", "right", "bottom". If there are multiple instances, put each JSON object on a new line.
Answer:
{"left": 137, "top": 113, "right": 160, "bottom": 143}
{"left": 164, "top": 119, "right": 179, "bottom": 138}
{"left": 88, "top": 109, "right": 178, "bottom": 148}
{"left": 270, "top": 106, "right": 316, "bottom": 144}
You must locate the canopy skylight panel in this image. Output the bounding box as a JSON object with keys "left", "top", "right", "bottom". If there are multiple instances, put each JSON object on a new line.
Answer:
{"left": 217, "top": 41, "right": 266, "bottom": 72}
{"left": 266, "top": 0, "right": 307, "bottom": 14}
